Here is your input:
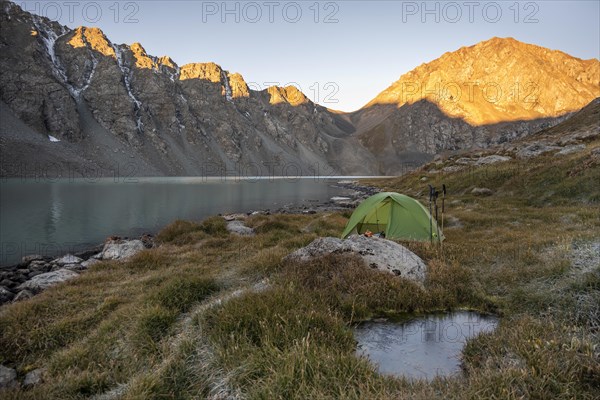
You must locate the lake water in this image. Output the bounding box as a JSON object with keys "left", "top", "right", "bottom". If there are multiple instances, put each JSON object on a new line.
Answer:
{"left": 354, "top": 312, "right": 499, "bottom": 380}
{"left": 0, "top": 177, "right": 356, "bottom": 266}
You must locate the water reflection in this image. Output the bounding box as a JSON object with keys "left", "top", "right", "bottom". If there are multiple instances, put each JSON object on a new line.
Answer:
{"left": 0, "top": 177, "right": 349, "bottom": 265}
{"left": 354, "top": 312, "right": 498, "bottom": 380}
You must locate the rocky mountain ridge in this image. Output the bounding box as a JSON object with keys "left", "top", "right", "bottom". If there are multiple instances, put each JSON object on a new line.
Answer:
{"left": 1, "top": 0, "right": 598, "bottom": 176}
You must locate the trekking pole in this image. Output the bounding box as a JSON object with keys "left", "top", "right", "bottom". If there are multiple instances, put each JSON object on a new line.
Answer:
{"left": 428, "top": 185, "right": 434, "bottom": 244}
{"left": 441, "top": 184, "right": 446, "bottom": 260}
{"left": 434, "top": 189, "right": 441, "bottom": 245}
{"left": 441, "top": 184, "right": 446, "bottom": 233}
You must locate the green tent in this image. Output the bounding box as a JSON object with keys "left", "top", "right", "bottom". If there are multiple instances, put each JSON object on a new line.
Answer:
{"left": 341, "top": 192, "right": 444, "bottom": 242}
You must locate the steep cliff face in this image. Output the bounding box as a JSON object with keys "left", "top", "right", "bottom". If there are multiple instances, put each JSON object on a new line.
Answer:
{"left": 0, "top": 1, "right": 368, "bottom": 177}
{"left": 1, "top": 0, "right": 598, "bottom": 177}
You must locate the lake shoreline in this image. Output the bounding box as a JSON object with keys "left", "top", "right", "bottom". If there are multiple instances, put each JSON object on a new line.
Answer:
{"left": 0, "top": 180, "right": 380, "bottom": 306}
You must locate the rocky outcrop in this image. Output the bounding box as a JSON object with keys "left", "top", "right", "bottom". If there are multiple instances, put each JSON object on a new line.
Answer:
{"left": 285, "top": 235, "right": 427, "bottom": 282}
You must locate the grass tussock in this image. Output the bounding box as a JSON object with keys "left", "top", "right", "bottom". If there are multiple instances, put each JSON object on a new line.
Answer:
{"left": 156, "top": 216, "right": 228, "bottom": 245}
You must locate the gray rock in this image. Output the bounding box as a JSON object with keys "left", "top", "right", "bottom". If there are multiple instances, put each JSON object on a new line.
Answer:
{"left": 285, "top": 235, "right": 427, "bottom": 283}
{"left": 471, "top": 187, "right": 493, "bottom": 196}
{"left": 23, "top": 368, "right": 45, "bottom": 387}
{"left": 13, "top": 290, "right": 33, "bottom": 302}
{"left": 442, "top": 165, "right": 464, "bottom": 173}
{"left": 455, "top": 157, "right": 475, "bottom": 165}
{"left": 11, "top": 274, "right": 27, "bottom": 284}
{"left": 330, "top": 196, "right": 358, "bottom": 207}
{"left": 0, "top": 365, "right": 18, "bottom": 389}
{"left": 0, "top": 279, "right": 16, "bottom": 289}
{"left": 27, "top": 270, "right": 45, "bottom": 279}
{"left": 226, "top": 220, "right": 255, "bottom": 236}
{"left": 53, "top": 254, "right": 83, "bottom": 266}
{"left": 81, "top": 258, "right": 101, "bottom": 268}
{"left": 475, "top": 155, "right": 512, "bottom": 165}
{"left": 64, "top": 263, "right": 85, "bottom": 272}
{"left": 0, "top": 287, "right": 15, "bottom": 303}
{"left": 22, "top": 254, "right": 44, "bottom": 263}
{"left": 29, "top": 261, "right": 51, "bottom": 272}
{"left": 99, "top": 240, "right": 145, "bottom": 260}
{"left": 516, "top": 143, "right": 560, "bottom": 158}
{"left": 555, "top": 144, "right": 586, "bottom": 156}
{"left": 17, "top": 269, "right": 79, "bottom": 294}
{"left": 223, "top": 213, "right": 247, "bottom": 221}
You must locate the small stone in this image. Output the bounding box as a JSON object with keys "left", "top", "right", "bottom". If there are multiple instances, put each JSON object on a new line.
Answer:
{"left": 64, "top": 263, "right": 85, "bottom": 271}
{"left": 53, "top": 254, "right": 83, "bottom": 266}
{"left": 471, "top": 187, "right": 493, "bottom": 196}
{"left": 81, "top": 258, "right": 101, "bottom": 268}
{"left": 455, "top": 157, "right": 475, "bottom": 165}
{"left": 226, "top": 220, "right": 255, "bottom": 236}
{"left": 442, "top": 165, "right": 464, "bottom": 173}
{"left": 23, "top": 368, "right": 45, "bottom": 387}
{"left": 140, "top": 234, "right": 155, "bottom": 248}
{"left": 13, "top": 290, "right": 33, "bottom": 302}
{"left": 27, "top": 270, "right": 44, "bottom": 279}
{"left": 555, "top": 144, "right": 586, "bottom": 156}
{"left": 22, "top": 254, "right": 44, "bottom": 263}
{"left": 12, "top": 274, "right": 27, "bottom": 284}
{"left": 0, "top": 365, "right": 18, "bottom": 389}
{"left": 0, "top": 279, "right": 16, "bottom": 289}
{"left": 0, "top": 287, "right": 15, "bottom": 303}
{"left": 475, "top": 155, "right": 512, "bottom": 165}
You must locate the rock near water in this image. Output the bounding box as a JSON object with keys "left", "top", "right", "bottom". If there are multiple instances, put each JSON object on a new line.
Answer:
{"left": 17, "top": 268, "right": 79, "bottom": 294}
{"left": 99, "top": 239, "right": 145, "bottom": 260}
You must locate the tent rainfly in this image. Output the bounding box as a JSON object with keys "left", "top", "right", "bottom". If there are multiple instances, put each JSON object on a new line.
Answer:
{"left": 341, "top": 192, "right": 444, "bottom": 242}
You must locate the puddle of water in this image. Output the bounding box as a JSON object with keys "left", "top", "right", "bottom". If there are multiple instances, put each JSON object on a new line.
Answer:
{"left": 354, "top": 311, "right": 498, "bottom": 380}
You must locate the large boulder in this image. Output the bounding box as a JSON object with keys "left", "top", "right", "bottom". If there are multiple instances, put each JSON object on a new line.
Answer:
{"left": 99, "top": 239, "right": 145, "bottom": 260}
{"left": 285, "top": 235, "right": 427, "bottom": 282}
{"left": 17, "top": 269, "right": 79, "bottom": 294}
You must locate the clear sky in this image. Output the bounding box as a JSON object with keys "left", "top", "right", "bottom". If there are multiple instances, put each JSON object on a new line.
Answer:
{"left": 19, "top": 0, "right": 600, "bottom": 111}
